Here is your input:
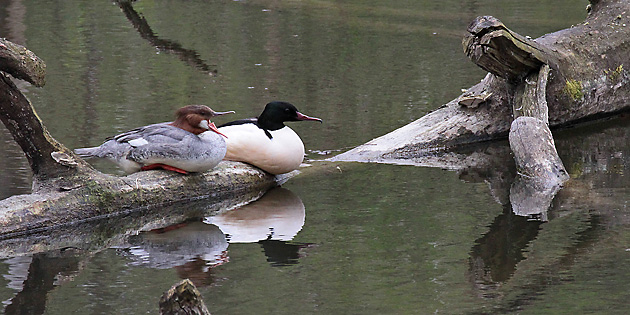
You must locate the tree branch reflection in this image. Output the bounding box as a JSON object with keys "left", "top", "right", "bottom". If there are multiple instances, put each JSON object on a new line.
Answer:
{"left": 115, "top": 0, "right": 217, "bottom": 75}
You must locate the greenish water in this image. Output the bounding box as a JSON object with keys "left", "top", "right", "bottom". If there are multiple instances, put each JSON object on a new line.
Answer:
{"left": 3, "top": 0, "right": 630, "bottom": 314}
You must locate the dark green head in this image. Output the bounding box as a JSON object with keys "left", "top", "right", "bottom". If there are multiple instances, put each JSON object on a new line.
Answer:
{"left": 257, "top": 101, "right": 322, "bottom": 131}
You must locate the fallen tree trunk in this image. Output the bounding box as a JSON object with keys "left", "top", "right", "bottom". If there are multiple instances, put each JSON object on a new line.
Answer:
{"left": 0, "top": 38, "right": 281, "bottom": 237}
{"left": 333, "top": 0, "right": 630, "bottom": 163}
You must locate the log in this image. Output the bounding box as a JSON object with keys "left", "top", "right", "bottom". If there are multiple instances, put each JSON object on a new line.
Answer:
{"left": 0, "top": 162, "right": 279, "bottom": 238}
{"left": 508, "top": 63, "right": 569, "bottom": 215}
{"left": 159, "top": 279, "right": 211, "bottom": 315}
{"left": 0, "top": 72, "right": 96, "bottom": 188}
{"left": 462, "top": 16, "right": 556, "bottom": 83}
{"left": 0, "top": 38, "right": 45, "bottom": 87}
{"left": 513, "top": 65, "right": 550, "bottom": 124}
{"left": 332, "top": 0, "right": 630, "bottom": 163}
{"left": 0, "top": 188, "right": 261, "bottom": 257}
{"left": 0, "top": 39, "right": 281, "bottom": 237}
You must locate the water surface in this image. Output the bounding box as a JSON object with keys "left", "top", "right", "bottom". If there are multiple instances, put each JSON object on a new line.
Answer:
{"left": 3, "top": 1, "right": 629, "bottom": 314}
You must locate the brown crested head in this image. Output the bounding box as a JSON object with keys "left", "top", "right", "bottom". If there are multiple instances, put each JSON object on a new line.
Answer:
{"left": 170, "top": 105, "right": 234, "bottom": 135}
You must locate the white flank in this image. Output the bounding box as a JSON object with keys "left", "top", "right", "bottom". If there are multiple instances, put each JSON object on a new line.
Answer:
{"left": 218, "top": 124, "right": 305, "bottom": 174}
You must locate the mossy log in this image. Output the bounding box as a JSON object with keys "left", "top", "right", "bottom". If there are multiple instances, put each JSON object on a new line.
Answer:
{"left": 333, "top": 0, "right": 630, "bottom": 163}
{"left": 0, "top": 39, "right": 279, "bottom": 238}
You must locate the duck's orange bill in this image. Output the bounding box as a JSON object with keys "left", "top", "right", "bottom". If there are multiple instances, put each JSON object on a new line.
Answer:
{"left": 209, "top": 121, "right": 228, "bottom": 138}
{"left": 296, "top": 112, "right": 323, "bottom": 123}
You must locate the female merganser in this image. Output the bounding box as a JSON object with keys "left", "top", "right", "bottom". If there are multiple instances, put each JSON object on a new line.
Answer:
{"left": 74, "top": 105, "right": 234, "bottom": 174}
{"left": 218, "top": 101, "right": 322, "bottom": 175}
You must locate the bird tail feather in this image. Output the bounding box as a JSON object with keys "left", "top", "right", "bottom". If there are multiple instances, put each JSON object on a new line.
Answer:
{"left": 74, "top": 147, "right": 99, "bottom": 159}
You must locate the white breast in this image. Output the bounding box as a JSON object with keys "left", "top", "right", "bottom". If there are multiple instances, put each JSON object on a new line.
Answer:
{"left": 219, "top": 124, "right": 305, "bottom": 174}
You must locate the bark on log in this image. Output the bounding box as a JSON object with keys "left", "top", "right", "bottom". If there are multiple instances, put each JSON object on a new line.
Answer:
{"left": 509, "top": 117, "right": 567, "bottom": 183}
{"left": 462, "top": 16, "right": 557, "bottom": 83}
{"left": 509, "top": 116, "right": 568, "bottom": 217}
{"left": 0, "top": 39, "right": 281, "bottom": 238}
{"left": 333, "top": 0, "right": 630, "bottom": 163}
{"left": 0, "top": 38, "right": 45, "bottom": 87}
{"left": 0, "top": 73, "right": 97, "bottom": 187}
{"left": 513, "top": 65, "right": 551, "bottom": 124}
{"left": 508, "top": 62, "right": 569, "bottom": 215}
{"left": 159, "top": 279, "right": 211, "bottom": 315}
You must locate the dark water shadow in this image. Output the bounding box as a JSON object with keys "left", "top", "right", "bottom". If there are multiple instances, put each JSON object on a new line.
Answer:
{"left": 115, "top": 0, "right": 217, "bottom": 75}
{"left": 468, "top": 212, "right": 604, "bottom": 314}
{"left": 3, "top": 249, "right": 84, "bottom": 315}
{"left": 257, "top": 239, "right": 314, "bottom": 267}
{"left": 468, "top": 205, "right": 543, "bottom": 299}
{"left": 464, "top": 115, "right": 630, "bottom": 312}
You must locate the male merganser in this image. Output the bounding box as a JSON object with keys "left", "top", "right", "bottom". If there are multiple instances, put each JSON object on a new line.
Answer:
{"left": 218, "top": 101, "right": 322, "bottom": 175}
{"left": 74, "top": 105, "right": 234, "bottom": 174}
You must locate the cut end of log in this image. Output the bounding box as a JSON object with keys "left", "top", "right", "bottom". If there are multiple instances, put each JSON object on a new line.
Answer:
{"left": 463, "top": 16, "right": 555, "bottom": 82}
{"left": 159, "top": 279, "right": 211, "bottom": 315}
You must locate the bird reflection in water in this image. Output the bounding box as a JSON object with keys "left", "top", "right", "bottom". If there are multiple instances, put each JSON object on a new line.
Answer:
{"left": 123, "top": 221, "right": 228, "bottom": 286}
{"left": 206, "top": 187, "right": 314, "bottom": 267}
{"left": 121, "top": 187, "right": 311, "bottom": 286}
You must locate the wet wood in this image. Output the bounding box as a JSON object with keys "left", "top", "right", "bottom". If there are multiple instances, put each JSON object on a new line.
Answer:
{"left": 159, "top": 279, "right": 211, "bottom": 315}
{"left": 509, "top": 115, "right": 568, "bottom": 217}
{"left": 508, "top": 63, "right": 568, "bottom": 214}
{"left": 333, "top": 0, "right": 630, "bottom": 163}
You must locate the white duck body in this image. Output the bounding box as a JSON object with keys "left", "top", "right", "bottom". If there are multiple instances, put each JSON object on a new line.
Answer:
{"left": 219, "top": 123, "right": 304, "bottom": 175}
{"left": 75, "top": 123, "right": 227, "bottom": 174}
{"left": 217, "top": 101, "right": 321, "bottom": 175}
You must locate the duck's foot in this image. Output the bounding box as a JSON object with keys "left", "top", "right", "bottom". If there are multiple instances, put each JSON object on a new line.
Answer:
{"left": 141, "top": 163, "right": 189, "bottom": 174}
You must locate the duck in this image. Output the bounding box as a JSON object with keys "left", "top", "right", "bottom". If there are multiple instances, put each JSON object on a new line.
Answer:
{"left": 218, "top": 101, "right": 322, "bottom": 175}
{"left": 74, "top": 105, "right": 234, "bottom": 174}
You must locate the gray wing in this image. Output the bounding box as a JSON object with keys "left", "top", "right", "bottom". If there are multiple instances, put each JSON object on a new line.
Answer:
{"left": 123, "top": 126, "right": 201, "bottom": 163}
{"left": 114, "top": 123, "right": 190, "bottom": 144}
